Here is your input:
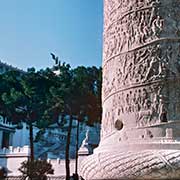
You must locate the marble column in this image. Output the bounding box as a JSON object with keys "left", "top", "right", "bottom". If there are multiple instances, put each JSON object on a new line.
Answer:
{"left": 80, "top": 0, "right": 180, "bottom": 179}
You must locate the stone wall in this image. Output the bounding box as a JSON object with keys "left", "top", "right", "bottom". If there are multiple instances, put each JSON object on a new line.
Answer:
{"left": 0, "top": 146, "right": 30, "bottom": 176}
{"left": 0, "top": 145, "right": 86, "bottom": 177}
{"left": 47, "top": 159, "right": 76, "bottom": 176}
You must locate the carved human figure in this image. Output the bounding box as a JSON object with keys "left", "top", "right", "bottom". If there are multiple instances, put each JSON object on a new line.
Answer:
{"left": 142, "top": 89, "right": 150, "bottom": 110}
{"left": 158, "top": 96, "right": 168, "bottom": 122}
{"left": 151, "top": 15, "right": 164, "bottom": 37}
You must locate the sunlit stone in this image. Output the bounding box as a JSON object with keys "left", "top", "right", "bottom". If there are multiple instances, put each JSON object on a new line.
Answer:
{"left": 80, "top": 0, "right": 180, "bottom": 179}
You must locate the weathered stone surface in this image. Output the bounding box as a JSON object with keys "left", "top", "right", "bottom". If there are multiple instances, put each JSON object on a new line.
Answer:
{"left": 80, "top": 0, "right": 180, "bottom": 179}
{"left": 80, "top": 150, "right": 180, "bottom": 179}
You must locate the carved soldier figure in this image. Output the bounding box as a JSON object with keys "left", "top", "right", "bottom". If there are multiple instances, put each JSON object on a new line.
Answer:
{"left": 151, "top": 15, "right": 164, "bottom": 37}
{"left": 158, "top": 95, "right": 168, "bottom": 122}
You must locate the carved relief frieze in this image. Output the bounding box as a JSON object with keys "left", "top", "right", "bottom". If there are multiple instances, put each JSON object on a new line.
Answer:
{"left": 102, "top": 56, "right": 117, "bottom": 100}
{"left": 103, "top": 42, "right": 180, "bottom": 101}
{"left": 101, "top": 97, "right": 117, "bottom": 137}
{"left": 104, "top": 0, "right": 161, "bottom": 29}
{"left": 101, "top": 0, "right": 180, "bottom": 137}
{"left": 103, "top": 1, "right": 164, "bottom": 62}
{"left": 103, "top": 1, "right": 180, "bottom": 65}
{"left": 103, "top": 80, "right": 180, "bottom": 135}
{"left": 168, "top": 80, "right": 180, "bottom": 120}
{"left": 102, "top": 80, "right": 180, "bottom": 138}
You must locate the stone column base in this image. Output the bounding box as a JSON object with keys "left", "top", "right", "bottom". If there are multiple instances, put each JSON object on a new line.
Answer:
{"left": 80, "top": 149, "right": 180, "bottom": 180}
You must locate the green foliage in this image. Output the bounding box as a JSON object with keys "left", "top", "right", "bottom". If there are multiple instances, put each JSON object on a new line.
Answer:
{"left": 0, "top": 70, "right": 24, "bottom": 122}
{"left": 0, "top": 62, "right": 102, "bottom": 176}
{"left": 72, "top": 66, "right": 102, "bottom": 124}
{"left": 0, "top": 68, "right": 58, "bottom": 161}
{"left": 34, "top": 129, "right": 45, "bottom": 142}
{"left": 19, "top": 160, "right": 54, "bottom": 180}
{"left": 0, "top": 167, "right": 7, "bottom": 178}
{"left": 0, "top": 64, "right": 102, "bottom": 127}
{"left": 0, "top": 68, "right": 56, "bottom": 125}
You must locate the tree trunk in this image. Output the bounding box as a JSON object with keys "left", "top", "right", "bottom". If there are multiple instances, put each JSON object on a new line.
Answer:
{"left": 29, "top": 122, "right": 34, "bottom": 161}
{"left": 65, "top": 114, "right": 73, "bottom": 180}
{"left": 75, "top": 120, "right": 79, "bottom": 179}
{"left": 28, "top": 119, "right": 34, "bottom": 180}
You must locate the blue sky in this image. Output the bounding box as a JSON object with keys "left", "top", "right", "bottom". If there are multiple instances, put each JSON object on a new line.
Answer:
{"left": 0, "top": 0, "right": 103, "bottom": 70}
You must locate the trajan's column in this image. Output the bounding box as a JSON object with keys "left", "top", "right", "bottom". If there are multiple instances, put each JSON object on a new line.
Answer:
{"left": 80, "top": 0, "right": 180, "bottom": 179}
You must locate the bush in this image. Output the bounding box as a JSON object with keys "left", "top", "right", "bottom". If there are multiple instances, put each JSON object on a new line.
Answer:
{"left": 0, "top": 167, "right": 7, "bottom": 178}
{"left": 19, "top": 160, "right": 54, "bottom": 180}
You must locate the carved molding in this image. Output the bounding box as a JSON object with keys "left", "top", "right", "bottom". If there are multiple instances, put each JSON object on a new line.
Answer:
{"left": 80, "top": 150, "right": 180, "bottom": 180}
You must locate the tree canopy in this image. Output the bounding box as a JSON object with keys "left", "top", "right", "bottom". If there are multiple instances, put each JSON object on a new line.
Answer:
{"left": 0, "top": 63, "right": 102, "bottom": 179}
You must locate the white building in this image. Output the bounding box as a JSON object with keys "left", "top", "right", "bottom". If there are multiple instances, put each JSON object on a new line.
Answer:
{"left": 0, "top": 116, "right": 15, "bottom": 150}
{"left": 0, "top": 116, "right": 29, "bottom": 176}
